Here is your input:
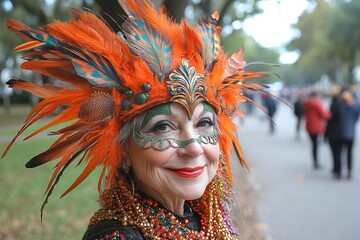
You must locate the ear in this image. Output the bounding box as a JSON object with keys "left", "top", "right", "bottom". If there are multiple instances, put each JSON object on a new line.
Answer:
{"left": 121, "top": 156, "right": 131, "bottom": 174}
{"left": 121, "top": 143, "right": 132, "bottom": 173}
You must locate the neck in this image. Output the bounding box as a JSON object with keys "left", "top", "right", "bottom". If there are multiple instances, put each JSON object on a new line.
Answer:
{"left": 133, "top": 175, "right": 186, "bottom": 215}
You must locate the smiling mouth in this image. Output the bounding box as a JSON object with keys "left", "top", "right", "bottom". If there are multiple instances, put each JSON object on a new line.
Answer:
{"left": 169, "top": 166, "right": 205, "bottom": 178}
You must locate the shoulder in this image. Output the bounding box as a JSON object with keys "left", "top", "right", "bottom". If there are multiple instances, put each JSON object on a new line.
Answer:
{"left": 304, "top": 99, "right": 313, "bottom": 106}
{"left": 82, "top": 220, "right": 144, "bottom": 240}
{"left": 353, "top": 102, "right": 360, "bottom": 111}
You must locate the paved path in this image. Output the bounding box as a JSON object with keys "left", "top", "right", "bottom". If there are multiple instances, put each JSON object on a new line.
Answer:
{"left": 237, "top": 102, "right": 360, "bottom": 240}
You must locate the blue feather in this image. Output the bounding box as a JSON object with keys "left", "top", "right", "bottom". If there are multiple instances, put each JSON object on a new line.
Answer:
{"left": 196, "top": 12, "right": 220, "bottom": 69}
{"left": 119, "top": 2, "right": 173, "bottom": 80}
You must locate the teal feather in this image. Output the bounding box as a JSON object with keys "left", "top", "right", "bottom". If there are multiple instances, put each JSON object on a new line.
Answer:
{"left": 196, "top": 13, "right": 220, "bottom": 70}
{"left": 12, "top": 21, "right": 123, "bottom": 88}
{"left": 65, "top": 47, "right": 123, "bottom": 88}
{"left": 119, "top": 2, "right": 173, "bottom": 80}
{"left": 23, "top": 36, "right": 123, "bottom": 88}
{"left": 20, "top": 29, "right": 58, "bottom": 47}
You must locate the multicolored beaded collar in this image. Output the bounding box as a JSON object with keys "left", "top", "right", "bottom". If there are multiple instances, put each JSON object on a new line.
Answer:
{"left": 90, "top": 160, "right": 235, "bottom": 239}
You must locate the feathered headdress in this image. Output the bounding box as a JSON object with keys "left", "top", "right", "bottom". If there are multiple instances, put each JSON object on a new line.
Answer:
{"left": 3, "top": 0, "right": 269, "bottom": 213}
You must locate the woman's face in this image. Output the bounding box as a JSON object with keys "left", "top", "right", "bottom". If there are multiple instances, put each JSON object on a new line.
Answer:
{"left": 128, "top": 102, "right": 220, "bottom": 201}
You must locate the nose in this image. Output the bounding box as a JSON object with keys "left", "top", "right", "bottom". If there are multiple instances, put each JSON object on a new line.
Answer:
{"left": 176, "top": 139, "right": 204, "bottom": 157}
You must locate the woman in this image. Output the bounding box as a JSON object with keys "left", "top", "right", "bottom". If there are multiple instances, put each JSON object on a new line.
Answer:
{"left": 304, "top": 90, "right": 331, "bottom": 169}
{"left": 262, "top": 92, "right": 277, "bottom": 134}
{"left": 335, "top": 90, "right": 360, "bottom": 179}
{"left": 3, "top": 0, "right": 269, "bottom": 239}
{"left": 325, "top": 90, "right": 341, "bottom": 177}
{"left": 83, "top": 102, "right": 224, "bottom": 239}
{"left": 293, "top": 91, "right": 305, "bottom": 139}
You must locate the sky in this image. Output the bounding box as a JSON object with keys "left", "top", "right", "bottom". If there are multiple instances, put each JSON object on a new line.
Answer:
{"left": 242, "top": 0, "right": 310, "bottom": 64}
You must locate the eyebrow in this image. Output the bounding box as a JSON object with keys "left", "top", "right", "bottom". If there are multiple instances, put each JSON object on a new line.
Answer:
{"left": 201, "top": 103, "right": 215, "bottom": 114}
{"left": 192, "top": 104, "right": 215, "bottom": 121}
{"left": 141, "top": 102, "right": 215, "bottom": 128}
{"left": 141, "top": 103, "right": 172, "bottom": 128}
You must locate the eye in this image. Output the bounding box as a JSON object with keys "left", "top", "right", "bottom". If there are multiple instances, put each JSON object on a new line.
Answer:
{"left": 196, "top": 118, "right": 214, "bottom": 128}
{"left": 151, "top": 120, "right": 174, "bottom": 133}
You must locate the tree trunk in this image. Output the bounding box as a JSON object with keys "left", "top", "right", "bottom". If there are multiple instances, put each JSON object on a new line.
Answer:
{"left": 199, "top": 0, "right": 211, "bottom": 15}
{"left": 162, "top": 0, "right": 189, "bottom": 22}
{"left": 327, "top": 56, "right": 342, "bottom": 84}
{"left": 95, "top": 0, "right": 188, "bottom": 30}
{"left": 217, "top": 0, "right": 234, "bottom": 25}
{"left": 94, "top": 0, "right": 126, "bottom": 32}
{"left": 348, "top": 50, "right": 356, "bottom": 84}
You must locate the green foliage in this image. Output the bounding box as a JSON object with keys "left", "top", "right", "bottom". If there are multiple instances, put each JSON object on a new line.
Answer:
{"left": 280, "top": 64, "right": 321, "bottom": 86}
{"left": 328, "top": 0, "right": 360, "bottom": 82}
{"left": 222, "top": 30, "right": 280, "bottom": 84}
{"left": 189, "top": 0, "right": 264, "bottom": 25}
{"left": 222, "top": 30, "right": 280, "bottom": 64}
{"left": 0, "top": 0, "right": 89, "bottom": 91}
{"left": 329, "top": 0, "right": 360, "bottom": 55}
{"left": 1, "top": 0, "right": 84, "bottom": 49}
{"left": 288, "top": 0, "right": 360, "bottom": 84}
{"left": 289, "top": 1, "right": 335, "bottom": 80}
{"left": 0, "top": 107, "right": 100, "bottom": 239}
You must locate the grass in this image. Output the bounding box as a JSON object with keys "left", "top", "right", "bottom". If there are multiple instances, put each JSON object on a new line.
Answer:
{"left": 0, "top": 105, "right": 101, "bottom": 239}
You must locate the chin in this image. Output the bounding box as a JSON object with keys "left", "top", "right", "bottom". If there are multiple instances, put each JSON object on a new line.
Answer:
{"left": 180, "top": 184, "right": 208, "bottom": 200}
{"left": 183, "top": 193, "right": 205, "bottom": 201}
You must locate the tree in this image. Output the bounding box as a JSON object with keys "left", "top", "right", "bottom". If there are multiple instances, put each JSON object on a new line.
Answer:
{"left": 328, "top": 0, "right": 360, "bottom": 84}
{"left": 287, "top": 0, "right": 335, "bottom": 83}
{"left": 1, "top": 0, "right": 274, "bottom": 111}
{"left": 188, "top": 0, "right": 263, "bottom": 24}
{"left": 163, "top": 0, "right": 190, "bottom": 22}
{"left": 288, "top": 0, "right": 360, "bottom": 85}
{"left": 94, "top": 0, "right": 264, "bottom": 27}
{"left": 0, "top": 0, "right": 85, "bottom": 112}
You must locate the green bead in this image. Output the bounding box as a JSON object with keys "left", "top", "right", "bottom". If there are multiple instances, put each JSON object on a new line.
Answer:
{"left": 125, "top": 90, "right": 133, "bottom": 98}
{"left": 134, "top": 92, "right": 148, "bottom": 104}
{"left": 142, "top": 83, "right": 151, "bottom": 92}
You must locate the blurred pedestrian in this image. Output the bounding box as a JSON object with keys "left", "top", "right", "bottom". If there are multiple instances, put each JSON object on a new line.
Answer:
{"left": 304, "top": 90, "right": 331, "bottom": 169}
{"left": 244, "top": 89, "right": 255, "bottom": 115}
{"left": 262, "top": 92, "right": 277, "bottom": 134}
{"left": 333, "top": 90, "right": 360, "bottom": 179}
{"left": 293, "top": 92, "right": 305, "bottom": 139}
{"left": 325, "top": 89, "right": 341, "bottom": 177}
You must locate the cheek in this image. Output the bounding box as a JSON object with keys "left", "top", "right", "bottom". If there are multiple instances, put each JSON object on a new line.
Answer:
{"left": 205, "top": 143, "right": 220, "bottom": 176}
{"left": 128, "top": 140, "right": 174, "bottom": 168}
{"left": 204, "top": 143, "right": 220, "bottom": 164}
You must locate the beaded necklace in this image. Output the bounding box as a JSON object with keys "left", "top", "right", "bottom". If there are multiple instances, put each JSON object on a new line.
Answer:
{"left": 89, "top": 162, "right": 235, "bottom": 240}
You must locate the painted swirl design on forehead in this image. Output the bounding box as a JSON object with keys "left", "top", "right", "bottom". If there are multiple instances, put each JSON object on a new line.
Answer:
{"left": 133, "top": 130, "right": 219, "bottom": 151}
{"left": 167, "top": 59, "right": 208, "bottom": 118}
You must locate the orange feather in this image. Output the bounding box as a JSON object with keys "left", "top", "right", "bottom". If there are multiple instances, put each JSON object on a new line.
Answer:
{"left": 3, "top": 0, "right": 276, "bottom": 207}
{"left": 14, "top": 41, "right": 44, "bottom": 51}
{"left": 6, "top": 79, "right": 61, "bottom": 98}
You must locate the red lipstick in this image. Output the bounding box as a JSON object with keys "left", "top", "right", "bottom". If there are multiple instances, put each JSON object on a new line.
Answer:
{"left": 169, "top": 166, "right": 205, "bottom": 178}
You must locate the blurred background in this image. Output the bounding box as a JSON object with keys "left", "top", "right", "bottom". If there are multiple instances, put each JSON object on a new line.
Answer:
{"left": 1, "top": 0, "right": 359, "bottom": 239}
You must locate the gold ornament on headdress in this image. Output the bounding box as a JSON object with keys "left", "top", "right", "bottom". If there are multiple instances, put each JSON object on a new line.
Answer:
{"left": 167, "top": 59, "right": 208, "bottom": 117}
